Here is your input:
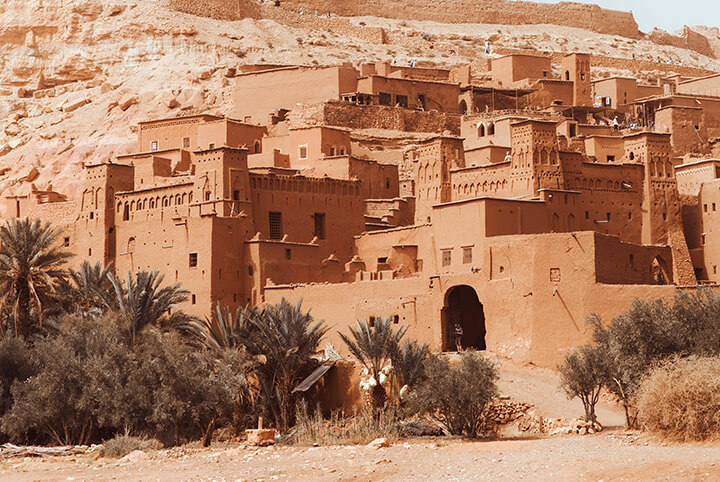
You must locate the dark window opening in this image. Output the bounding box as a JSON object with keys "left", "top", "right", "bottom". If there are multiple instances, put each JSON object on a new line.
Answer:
{"left": 205, "top": 191, "right": 211, "bottom": 201}
{"left": 88, "top": 248, "right": 92, "bottom": 256}
{"left": 314, "top": 213, "right": 326, "bottom": 240}
{"left": 191, "top": 294, "right": 196, "bottom": 305}
{"left": 385, "top": 178, "right": 391, "bottom": 189}
{"left": 269, "top": 211, "right": 283, "bottom": 240}
{"left": 233, "top": 190, "right": 240, "bottom": 201}
{"left": 463, "top": 247, "right": 472, "bottom": 264}
{"left": 393, "top": 315, "right": 400, "bottom": 324}
{"left": 368, "top": 316, "right": 376, "bottom": 328}
{"left": 90, "top": 211, "right": 94, "bottom": 219}
{"left": 442, "top": 250, "right": 452, "bottom": 267}
{"left": 585, "top": 211, "right": 589, "bottom": 219}
{"left": 189, "top": 252, "right": 198, "bottom": 268}
{"left": 379, "top": 92, "right": 392, "bottom": 106}
{"left": 248, "top": 265, "right": 254, "bottom": 276}
{"left": 123, "top": 205, "right": 129, "bottom": 221}
{"left": 63, "top": 237, "right": 70, "bottom": 247}
{"left": 607, "top": 155, "right": 615, "bottom": 162}
{"left": 395, "top": 95, "right": 408, "bottom": 108}
{"left": 183, "top": 137, "right": 190, "bottom": 149}
{"left": 378, "top": 257, "right": 388, "bottom": 265}
{"left": 285, "top": 248, "right": 292, "bottom": 260}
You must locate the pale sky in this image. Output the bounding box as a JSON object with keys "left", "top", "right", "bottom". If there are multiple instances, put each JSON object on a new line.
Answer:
{"left": 527, "top": 0, "right": 716, "bottom": 33}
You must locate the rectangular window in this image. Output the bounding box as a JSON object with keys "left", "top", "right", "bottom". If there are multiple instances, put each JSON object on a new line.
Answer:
{"left": 298, "top": 145, "right": 308, "bottom": 159}
{"left": 379, "top": 92, "right": 392, "bottom": 106}
{"left": 183, "top": 137, "right": 190, "bottom": 149}
{"left": 463, "top": 247, "right": 473, "bottom": 264}
{"left": 442, "top": 249, "right": 452, "bottom": 267}
{"left": 233, "top": 190, "right": 240, "bottom": 201}
{"left": 151, "top": 141, "right": 158, "bottom": 152}
{"left": 269, "top": 212, "right": 283, "bottom": 240}
{"left": 704, "top": 204, "right": 708, "bottom": 212}
{"left": 314, "top": 213, "right": 326, "bottom": 240}
{"left": 395, "top": 95, "right": 408, "bottom": 108}
{"left": 63, "top": 237, "right": 70, "bottom": 247}
{"left": 714, "top": 203, "right": 717, "bottom": 212}
{"left": 191, "top": 294, "right": 196, "bottom": 305}
{"left": 189, "top": 252, "right": 198, "bottom": 268}
{"left": 607, "top": 155, "right": 615, "bottom": 162}
{"left": 285, "top": 248, "right": 292, "bottom": 260}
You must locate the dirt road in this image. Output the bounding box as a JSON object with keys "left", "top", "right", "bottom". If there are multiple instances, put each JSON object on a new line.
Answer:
{"left": 2, "top": 432, "right": 719, "bottom": 481}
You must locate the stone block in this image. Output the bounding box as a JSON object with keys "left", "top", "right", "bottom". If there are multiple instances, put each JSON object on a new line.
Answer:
{"left": 245, "top": 428, "right": 276, "bottom": 446}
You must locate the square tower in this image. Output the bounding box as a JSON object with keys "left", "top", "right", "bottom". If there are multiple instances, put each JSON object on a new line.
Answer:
{"left": 561, "top": 53, "right": 592, "bottom": 107}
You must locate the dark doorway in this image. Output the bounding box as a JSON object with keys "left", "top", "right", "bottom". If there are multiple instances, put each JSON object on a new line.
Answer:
{"left": 442, "top": 285, "right": 486, "bottom": 351}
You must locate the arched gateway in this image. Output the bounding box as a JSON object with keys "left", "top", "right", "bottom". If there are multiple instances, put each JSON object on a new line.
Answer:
{"left": 442, "top": 285, "right": 486, "bottom": 352}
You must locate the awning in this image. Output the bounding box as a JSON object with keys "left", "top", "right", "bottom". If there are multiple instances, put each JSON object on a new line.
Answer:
{"left": 292, "top": 363, "right": 335, "bottom": 393}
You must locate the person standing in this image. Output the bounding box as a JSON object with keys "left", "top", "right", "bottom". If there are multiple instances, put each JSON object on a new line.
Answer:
{"left": 454, "top": 321, "right": 464, "bottom": 352}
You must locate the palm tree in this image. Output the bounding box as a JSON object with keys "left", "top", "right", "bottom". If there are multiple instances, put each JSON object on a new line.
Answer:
{"left": 252, "top": 299, "right": 328, "bottom": 430}
{"left": 391, "top": 339, "right": 431, "bottom": 399}
{"left": 108, "top": 270, "right": 195, "bottom": 343}
{"left": 0, "top": 218, "right": 72, "bottom": 339}
{"left": 183, "top": 302, "right": 260, "bottom": 351}
{"left": 340, "top": 316, "right": 407, "bottom": 408}
{"left": 66, "top": 261, "right": 116, "bottom": 317}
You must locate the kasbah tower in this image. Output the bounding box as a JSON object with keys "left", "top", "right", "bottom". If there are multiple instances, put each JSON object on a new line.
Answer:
{"left": 6, "top": 0, "right": 720, "bottom": 381}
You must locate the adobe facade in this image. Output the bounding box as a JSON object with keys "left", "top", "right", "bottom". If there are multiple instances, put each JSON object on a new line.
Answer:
{"left": 8, "top": 53, "right": 720, "bottom": 369}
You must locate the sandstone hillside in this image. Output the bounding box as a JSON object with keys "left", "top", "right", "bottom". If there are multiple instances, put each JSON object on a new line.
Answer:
{"left": 0, "top": 0, "right": 718, "bottom": 211}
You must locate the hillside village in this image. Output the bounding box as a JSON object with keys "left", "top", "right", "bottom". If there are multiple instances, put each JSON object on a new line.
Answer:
{"left": 2, "top": 0, "right": 720, "bottom": 477}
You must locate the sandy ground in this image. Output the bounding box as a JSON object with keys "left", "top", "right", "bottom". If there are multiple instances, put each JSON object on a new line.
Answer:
{"left": 2, "top": 432, "right": 720, "bottom": 481}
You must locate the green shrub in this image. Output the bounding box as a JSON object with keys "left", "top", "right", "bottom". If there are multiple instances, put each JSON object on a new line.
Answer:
{"left": 558, "top": 345, "right": 607, "bottom": 424}
{"left": 637, "top": 356, "right": 720, "bottom": 441}
{"left": 409, "top": 351, "right": 498, "bottom": 437}
{"left": 1, "top": 314, "right": 252, "bottom": 446}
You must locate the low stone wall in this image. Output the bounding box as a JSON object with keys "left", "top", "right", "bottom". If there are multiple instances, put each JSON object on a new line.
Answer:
{"left": 289, "top": 101, "right": 461, "bottom": 135}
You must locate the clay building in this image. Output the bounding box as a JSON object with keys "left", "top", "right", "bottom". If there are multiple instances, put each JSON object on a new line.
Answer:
{"left": 9, "top": 56, "right": 720, "bottom": 371}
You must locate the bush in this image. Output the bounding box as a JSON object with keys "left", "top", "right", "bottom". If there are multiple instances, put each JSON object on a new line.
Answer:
{"left": 588, "top": 289, "right": 720, "bottom": 428}
{"left": 637, "top": 356, "right": 720, "bottom": 441}
{"left": 99, "top": 434, "right": 162, "bottom": 458}
{"left": 1, "top": 314, "right": 252, "bottom": 446}
{"left": 409, "top": 351, "right": 498, "bottom": 437}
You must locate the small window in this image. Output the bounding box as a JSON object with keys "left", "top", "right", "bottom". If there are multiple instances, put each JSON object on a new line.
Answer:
{"left": 151, "top": 141, "right": 158, "bottom": 152}
{"left": 88, "top": 248, "right": 92, "bottom": 256}
{"left": 630, "top": 152, "right": 635, "bottom": 161}
{"left": 191, "top": 294, "right": 196, "bottom": 305}
{"left": 606, "top": 212, "right": 611, "bottom": 221}
{"left": 629, "top": 254, "right": 634, "bottom": 268}
{"left": 663, "top": 213, "right": 667, "bottom": 221}
{"left": 379, "top": 92, "right": 392, "bottom": 106}
{"left": 90, "top": 211, "right": 94, "bottom": 219}
{"left": 607, "top": 155, "right": 615, "bottom": 163}
{"left": 442, "top": 249, "right": 452, "bottom": 267}
{"left": 393, "top": 315, "right": 400, "bottom": 324}
{"left": 314, "top": 213, "right": 326, "bottom": 240}
{"left": 63, "top": 237, "right": 70, "bottom": 247}
{"left": 378, "top": 257, "right": 388, "bottom": 265}
{"left": 248, "top": 265, "right": 253, "bottom": 276}
{"left": 385, "top": 178, "right": 391, "bottom": 189}
{"left": 628, "top": 212, "right": 632, "bottom": 220}
{"left": 715, "top": 266, "right": 718, "bottom": 275}
{"left": 285, "top": 248, "right": 292, "bottom": 260}
{"left": 580, "top": 73, "right": 586, "bottom": 81}
{"left": 702, "top": 234, "right": 707, "bottom": 245}
{"left": 183, "top": 137, "right": 190, "bottom": 149}
{"left": 585, "top": 211, "right": 589, "bottom": 220}
{"left": 269, "top": 212, "right": 283, "bottom": 240}
{"left": 233, "top": 190, "right": 240, "bottom": 201}
{"left": 463, "top": 247, "right": 473, "bottom": 264}
{"left": 713, "top": 203, "right": 716, "bottom": 212}
{"left": 395, "top": 95, "right": 408, "bottom": 108}
{"left": 189, "top": 252, "right": 198, "bottom": 268}
{"left": 298, "top": 145, "right": 308, "bottom": 159}
{"left": 209, "top": 143, "right": 215, "bottom": 149}
{"left": 205, "top": 191, "right": 211, "bottom": 201}
{"left": 704, "top": 204, "right": 708, "bottom": 213}
{"left": 368, "top": 316, "right": 376, "bottom": 328}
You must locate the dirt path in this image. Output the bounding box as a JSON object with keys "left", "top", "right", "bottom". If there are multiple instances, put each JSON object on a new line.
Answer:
{"left": 2, "top": 432, "right": 720, "bottom": 481}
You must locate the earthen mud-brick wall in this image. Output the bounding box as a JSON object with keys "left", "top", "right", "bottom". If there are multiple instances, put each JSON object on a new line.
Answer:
{"left": 280, "top": 0, "right": 640, "bottom": 39}
{"left": 164, "top": 0, "right": 260, "bottom": 20}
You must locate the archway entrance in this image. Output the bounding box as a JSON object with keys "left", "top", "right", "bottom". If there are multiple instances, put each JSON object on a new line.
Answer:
{"left": 442, "top": 285, "right": 486, "bottom": 352}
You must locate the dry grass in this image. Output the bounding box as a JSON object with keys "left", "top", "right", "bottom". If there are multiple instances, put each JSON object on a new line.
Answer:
{"left": 288, "top": 401, "right": 402, "bottom": 446}
{"left": 637, "top": 356, "right": 720, "bottom": 441}
{"left": 99, "top": 435, "right": 162, "bottom": 458}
